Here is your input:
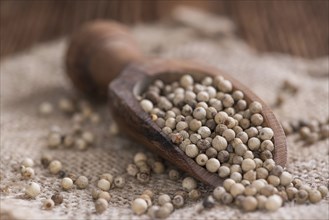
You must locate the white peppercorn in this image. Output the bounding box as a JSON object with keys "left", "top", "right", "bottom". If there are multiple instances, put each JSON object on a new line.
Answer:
{"left": 180, "top": 75, "right": 194, "bottom": 88}
{"left": 206, "top": 147, "right": 218, "bottom": 158}
{"left": 222, "top": 129, "right": 235, "bottom": 141}
{"left": 267, "top": 175, "right": 280, "bottom": 186}
{"left": 263, "top": 159, "right": 275, "bottom": 171}
{"left": 308, "top": 190, "right": 322, "bottom": 203}
{"left": 21, "top": 167, "right": 35, "bottom": 179}
{"left": 168, "top": 169, "right": 180, "bottom": 181}
{"left": 206, "top": 158, "right": 220, "bottom": 173}
{"left": 260, "top": 140, "right": 274, "bottom": 152}
{"left": 132, "top": 198, "right": 148, "bottom": 215}
{"left": 241, "top": 158, "right": 256, "bottom": 172}
{"left": 195, "top": 154, "right": 208, "bottom": 166}
{"left": 158, "top": 194, "right": 171, "bottom": 206}
{"left": 75, "top": 176, "right": 89, "bottom": 189}
{"left": 134, "top": 152, "right": 147, "bottom": 163}
{"left": 259, "top": 127, "right": 274, "bottom": 140}
{"left": 214, "top": 112, "right": 228, "bottom": 124}
{"left": 61, "top": 177, "right": 73, "bottom": 190}
{"left": 265, "top": 195, "right": 282, "bottom": 211}
{"left": 142, "top": 189, "right": 154, "bottom": 199}
{"left": 217, "top": 79, "right": 232, "bottom": 93}
{"left": 242, "top": 196, "right": 258, "bottom": 212}
{"left": 234, "top": 144, "right": 248, "bottom": 156}
{"left": 114, "top": 176, "right": 125, "bottom": 188}
{"left": 244, "top": 186, "right": 257, "bottom": 196}
{"left": 256, "top": 167, "right": 269, "bottom": 180}
{"left": 222, "top": 94, "right": 234, "bottom": 108}
{"left": 256, "top": 195, "right": 267, "bottom": 210}
{"left": 252, "top": 180, "right": 266, "bottom": 192}
{"left": 236, "top": 132, "right": 248, "bottom": 144}
{"left": 147, "top": 205, "right": 160, "bottom": 218}
{"left": 51, "top": 193, "right": 63, "bottom": 205}
{"left": 230, "top": 183, "right": 245, "bottom": 197}
{"left": 185, "top": 144, "right": 199, "bottom": 158}
{"left": 218, "top": 166, "right": 230, "bottom": 178}
{"left": 25, "top": 182, "right": 41, "bottom": 198}
{"left": 48, "top": 160, "right": 62, "bottom": 174}
{"left": 247, "top": 137, "right": 260, "bottom": 151}
{"left": 188, "top": 189, "right": 202, "bottom": 200}
{"left": 251, "top": 113, "right": 263, "bottom": 126}
{"left": 212, "top": 136, "right": 227, "bottom": 151}
{"left": 152, "top": 161, "right": 165, "bottom": 174}
{"left": 139, "top": 194, "right": 152, "bottom": 207}
{"left": 126, "top": 164, "right": 138, "bottom": 176}
{"left": 42, "top": 198, "right": 55, "bottom": 210}
{"left": 285, "top": 186, "right": 297, "bottom": 200}
{"left": 318, "top": 185, "right": 328, "bottom": 198}
{"left": 260, "top": 185, "right": 276, "bottom": 197}
{"left": 223, "top": 178, "right": 236, "bottom": 191}
{"left": 254, "top": 158, "right": 263, "bottom": 168}
{"left": 156, "top": 206, "right": 172, "bottom": 219}
{"left": 176, "top": 121, "right": 188, "bottom": 131}
{"left": 182, "top": 177, "right": 197, "bottom": 192}
{"left": 230, "top": 164, "right": 242, "bottom": 174}
{"left": 296, "top": 189, "right": 308, "bottom": 204}
{"left": 198, "top": 126, "right": 211, "bottom": 138}
{"left": 97, "top": 179, "right": 111, "bottom": 191}
{"left": 172, "top": 195, "right": 184, "bottom": 208}
{"left": 98, "top": 191, "right": 111, "bottom": 202}
{"left": 249, "top": 101, "right": 262, "bottom": 114}
{"left": 21, "top": 158, "right": 34, "bottom": 167}
{"left": 217, "top": 150, "right": 230, "bottom": 163}
{"left": 280, "top": 171, "right": 293, "bottom": 186}
{"left": 95, "top": 198, "right": 108, "bottom": 214}
{"left": 232, "top": 90, "right": 244, "bottom": 101}
{"left": 165, "top": 118, "right": 176, "bottom": 129}
{"left": 243, "top": 170, "right": 256, "bottom": 182}
{"left": 63, "top": 134, "right": 74, "bottom": 148}
{"left": 100, "top": 173, "right": 114, "bottom": 183}
{"left": 236, "top": 100, "right": 247, "bottom": 111}
{"left": 140, "top": 99, "right": 153, "bottom": 113}
{"left": 221, "top": 192, "right": 233, "bottom": 204}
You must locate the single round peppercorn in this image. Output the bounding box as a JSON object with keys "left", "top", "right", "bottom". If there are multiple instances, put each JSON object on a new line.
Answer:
{"left": 95, "top": 198, "right": 108, "bottom": 214}
{"left": 265, "top": 195, "right": 282, "bottom": 211}
{"left": 42, "top": 198, "right": 55, "bottom": 210}
{"left": 48, "top": 160, "right": 62, "bottom": 174}
{"left": 132, "top": 198, "right": 148, "bottom": 215}
{"left": 51, "top": 193, "right": 64, "bottom": 205}
{"left": 75, "top": 176, "right": 89, "bottom": 189}
{"left": 61, "top": 177, "right": 73, "bottom": 190}
{"left": 182, "top": 177, "right": 197, "bottom": 192}
{"left": 25, "top": 182, "right": 40, "bottom": 198}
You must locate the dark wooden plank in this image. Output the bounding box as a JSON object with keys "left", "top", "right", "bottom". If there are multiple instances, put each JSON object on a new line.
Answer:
{"left": 1, "top": 1, "right": 328, "bottom": 59}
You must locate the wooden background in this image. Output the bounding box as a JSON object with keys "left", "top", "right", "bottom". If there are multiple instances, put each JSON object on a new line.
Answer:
{"left": 1, "top": 0, "right": 328, "bottom": 59}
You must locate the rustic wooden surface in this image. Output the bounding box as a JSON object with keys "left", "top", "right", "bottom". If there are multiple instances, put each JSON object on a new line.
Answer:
{"left": 66, "top": 21, "right": 287, "bottom": 186}
{"left": 1, "top": 1, "right": 328, "bottom": 59}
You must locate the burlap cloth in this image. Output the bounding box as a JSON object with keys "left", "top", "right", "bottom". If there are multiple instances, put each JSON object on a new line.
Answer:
{"left": 1, "top": 7, "right": 328, "bottom": 220}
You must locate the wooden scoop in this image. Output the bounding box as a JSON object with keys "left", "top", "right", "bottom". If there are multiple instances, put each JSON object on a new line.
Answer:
{"left": 66, "top": 21, "right": 287, "bottom": 187}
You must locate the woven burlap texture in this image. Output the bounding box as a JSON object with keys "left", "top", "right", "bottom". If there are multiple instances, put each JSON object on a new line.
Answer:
{"left": 1, "top": 7, "right": 328, "bottom": 220}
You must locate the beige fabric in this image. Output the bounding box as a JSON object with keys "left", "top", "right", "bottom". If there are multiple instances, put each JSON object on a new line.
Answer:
{"left": 1, "top": 7, "right": 328, "bottom": 220}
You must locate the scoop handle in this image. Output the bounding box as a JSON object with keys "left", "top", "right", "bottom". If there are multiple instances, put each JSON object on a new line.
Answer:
{"left": 66, "top": 21, "right": 143, "bottom": 99}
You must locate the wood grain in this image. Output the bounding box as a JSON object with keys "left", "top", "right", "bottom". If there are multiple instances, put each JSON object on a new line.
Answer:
{"left": 1, "top": 1, "right": 328, "bottom": 59}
